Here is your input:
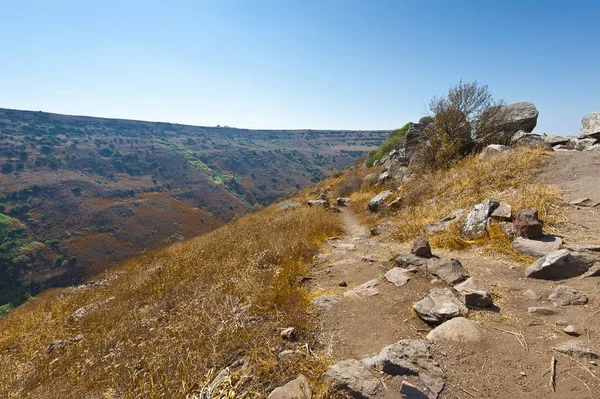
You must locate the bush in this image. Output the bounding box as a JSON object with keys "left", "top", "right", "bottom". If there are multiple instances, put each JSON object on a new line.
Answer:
{"left": 71, "top": 186, "right": 82, "bottom": 196}
{"left": 1, "top": 163, "right": 13, "bottom": 174}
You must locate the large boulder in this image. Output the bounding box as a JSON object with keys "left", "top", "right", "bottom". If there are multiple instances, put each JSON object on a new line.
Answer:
{"left": 426, "top": 317, "right": 483, "bottom": 343}
{"left": 525, "top": 249, "right": 589, "bottom": 279}
{"left": 544, "top": 134, "right": 570, "bottom": 146}
{"left": 426, "top": 258, "right": 469, "bottom": 285}
{"left": 413, "top": 288, "right": 469, "bottom": 324}
{"left": 323, "top": 359, "right": 380, "bottom": 398}
{"left": 368, "top": 190, "right": 393, "bottom": 212}
{"left": 498, "top": 102, "right": 539, "bottom": 133}
{"left": 461, "top": 200, "right": 500, "bottom": 239}
{"left": 513, "top": 209, "right": 543, "bottom": 239}
{"left": 267, "top": 375, "right": 312, "bottom": 399}
{"left": 581, "top": 112, "right": 600, "bottom": 139}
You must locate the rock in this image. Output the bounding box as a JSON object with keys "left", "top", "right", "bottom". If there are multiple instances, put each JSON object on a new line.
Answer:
{"left": 512, "top": 131, "right": 550, "bottom": 149}
{"left": 461, "top": 200, "right": 500, "bottom": 239}
{"left": 326, "top": 207, "right": 341, "bottom": 213}
{"left": 569, "top": 197, "right": 600, "bottom": 208}
{"left": 387, "top": 196, "right": 404, "bottom": 210}
{"left": 525, "top": 249, "right": 589, "bottom": 280}
{"left": 426, "top": 258, "right": 469, "bottom": 285}
{"left": 548, "top": 285, "right": 587, "bottom": 306}
{"left": 368, "top": 190, "right": 393, "bottom": 212}
{"left": 319, "top": 192, "right": 329, "bottom": 201}
{"left": 323, "top": 359, "right": 380, "bottom": 399}
{"left": 419, "top": 374, "right": 445, "bottom": 398}
{"left": 338, "top": 281, "right": 347, "bottom": 287}
{"left": 569, "top": 137, "right": 599, "bottom": 151}
{"left": 426, "top": 317, "right": 482, "bottom": 343}
{"left": 69, "top": 334, "right": 85, "bottom": 342}
{"left": 424, "top": 209, "right": 467, "bottom": 235}
{"left": 580, "top": 262, "right": 600, "bottom": 278}
{"left": 370, "top": 221, "right": 394, "bottom": 236}
{"left": 528, "top": 307, "right": 557, "bottom": 315}
{"left": 281, "top": 327, "right": 296, "bottom": 340}
{"left": 581, "top": 112, "right": 600, "bottom": 138}
{"left": 46, "top": 339, "right": 68, "bottom": 353}
{"left": 564, "top": 325, "right": 583, "bottom": 337}
{"left": 499, "top": 102, "right": 539, "bottom": 133}
{"left": 395, "top": 254, "right": 428, "bottom": 268}
{"left": 513, "top": 209, "right": 543, "bottom": 239}
{"left": 363, "top": 173, "right": 378, "bottom": 186}
{"left": 362, "top": 339, "right": 443, "bottom": 377}
{"left": 522, "top": 289, "right": 541, "bottom": 300}
{"left": 331, "top": 243, "right": 356, "bottom": 250}
{"left": 413, "top": 288, "right": 469, "bottom": 324}
{"left": 500, "top": 221, "right": 517, "bottom": 238}
{"left": 512, "top": 236, "right": 563, "bottom": 257}
{"left": 345, "top": 279, "right": 380, "bottom": 298}
{"left": 400, "top": 381, "right": 430, "bottom": 399}
{"left": 479, "top": 144, "right": 510, "bottom": 161}
{"left": 570, "top": 250, "right": 600, "bottom": 268}
{"left": 404, "top": 123, "right": 427, "bottom": 160}
{"left": 554, "top": 340, "right": 599, "bottom": 358}
{"left": 267, "top": 374, "right": 312, "bottom": 399}
{"left": 307, "top": 200, "right": 330, "bottom": 209}
{"left": 279, "top": 350, "right": 305, "bottom": 359}
{"left": 544, "top": 134, "right": 570, "bottom": 146}
{"left": 384, "top": 268, "right": 411, "bottom": 287}
{"left": 453, "top": 278, "right": 493, "bottom": 307}
{"left": 376, "top": 171, "right": 390, "bottom": 185}
{"left": 311, "top": 295, "right": 340, "bottom": 311}
{"left": 412, "top": 237, "right": 432, "bottom": 258}
{"left": 563, "top": 244, "right": 600, "bottom": 253}
{"left": 491, "top": 204, "right": 512, "bottom": 220}
{"left": 554, "top": 144, "right": 575, "bottom": 151}
{"left": 337, "top": 197, "right": 351, "bottom": 207}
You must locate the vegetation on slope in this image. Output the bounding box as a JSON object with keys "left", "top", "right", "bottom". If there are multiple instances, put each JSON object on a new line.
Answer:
{"left": 0, "top": 203, "right": 341, "bottom": 398}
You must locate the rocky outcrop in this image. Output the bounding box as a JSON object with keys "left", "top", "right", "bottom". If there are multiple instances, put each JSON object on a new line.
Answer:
{"left": 581, "top": 112, "right": 600, "bottom": 139}
{"left": 413, "top": 288, "right": 469, "bottom": 324}
{"left": 404, "top": 123, "right": 428, "bottom": 160}
{"left": 461, "top": 200, "right": 499, "bottom": 239}
{"left": 267, "top": 375, "right": 312, "bottom": 399}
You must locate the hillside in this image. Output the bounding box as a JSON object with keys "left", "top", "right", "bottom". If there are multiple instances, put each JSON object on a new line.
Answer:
{"left": 0, "top": 108, "right": 388, "bottom": 304}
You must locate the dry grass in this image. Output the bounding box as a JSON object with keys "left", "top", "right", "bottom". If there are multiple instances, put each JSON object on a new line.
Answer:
{"left": 344, "top": 148, "right": 565, "bottom": 260}
{"left": 0, "top": 205, "right": 342, "bottom": 399}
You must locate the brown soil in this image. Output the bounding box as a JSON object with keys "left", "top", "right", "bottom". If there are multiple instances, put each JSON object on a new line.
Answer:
{"left": 310, "top": 151, "right": 600, "bottom": 398}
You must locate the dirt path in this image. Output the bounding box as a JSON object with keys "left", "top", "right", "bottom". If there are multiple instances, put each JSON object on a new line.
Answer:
{"left": 310, "top": 190, "right": 600, "bottom": 397}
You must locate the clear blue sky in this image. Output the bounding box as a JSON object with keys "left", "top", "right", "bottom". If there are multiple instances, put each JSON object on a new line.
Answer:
{"left": 1, "top": 1, "right": 598, "bottom": 135}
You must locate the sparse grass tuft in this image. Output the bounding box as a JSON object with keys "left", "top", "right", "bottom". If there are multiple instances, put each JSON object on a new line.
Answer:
{"left": 0, "top": 205, "right": 342, "bottom": 399}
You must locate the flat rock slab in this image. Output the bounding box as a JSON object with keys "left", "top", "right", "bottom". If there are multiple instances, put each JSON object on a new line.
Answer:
{"left": 426, "top": 258, "right": 469, "bottom": 285}
{"left": 512, "top": 236, "right": 563, "bottom": 258}
{"left": 554, "top": 340, "right": 599, "bottom": 358}
{"left": 427, "top": 317, "right": 483, "bottom": 343}
{"left": 525, "top": 249, "right": 588, "bottom": 280}
{"left": 311, "top": 295, "right": 340, "bottom": 311}
{"left": 523, "top": 289, "right": 541, "bottom": 299}
{"left": 396, "top": 253, "right": 428, "bottom": 268}
{"left": 323, "top": 359, "right": 380, "bottom": 398}
{"left": 548, "top": 285, "right": 588, "bottom": 306}
{"left": 362, "top": 339, "right": 443, "bottom": 377}
{"left": 331, "top": 243, "right": 357, "bottom": 250}
{"left": 413, "top": 288, "right": 469, "bottom": 324}
{"left": 384, "top": 267, "right": 411, "bottom": 287}
{"left": 344, "top": 279, "right": 380, "bottom": 298}
{"left": 528, "top": 306, "right": 558, "bottom": 315}
{"left": 400, "top": 381, "right": 431, "bottom": 399}
{"left": 267, "top": 374, "right": 312, "bottom": 399}
{"left": 569, "top": 197, "right": 600, "bottom": 207}
{"left": 580, "top": 262, "right": 600, "bottom": 278}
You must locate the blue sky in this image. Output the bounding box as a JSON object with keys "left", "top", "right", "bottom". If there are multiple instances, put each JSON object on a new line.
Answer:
{"left": 1, "top": 1, "right": 598, "bottom": 135}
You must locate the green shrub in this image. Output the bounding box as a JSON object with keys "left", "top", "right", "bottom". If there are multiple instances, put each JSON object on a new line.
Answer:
{"left": 366, "top": 122, "right": 412, "bottom": 167}
{"left": 71, "top": 186, "right": 82, "bottom": 196}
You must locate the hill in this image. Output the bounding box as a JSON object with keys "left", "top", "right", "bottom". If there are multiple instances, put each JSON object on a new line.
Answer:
{"left": 0, "top": 108, "right": 388, "bottom": 305}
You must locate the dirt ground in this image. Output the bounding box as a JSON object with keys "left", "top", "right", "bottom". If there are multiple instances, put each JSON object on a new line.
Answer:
{"left": 310, "top": 150, "right": 600, "bottom": 398}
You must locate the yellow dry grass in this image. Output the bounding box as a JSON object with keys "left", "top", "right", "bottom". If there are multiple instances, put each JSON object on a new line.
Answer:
{"left": 0, "top": 205, "right": 342, "bottom": 399}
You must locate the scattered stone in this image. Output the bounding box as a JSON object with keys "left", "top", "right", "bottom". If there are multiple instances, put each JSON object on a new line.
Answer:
{"left": 453, "top": 278, "right": 493, "bottom": 307}
{"left": 69, "top": 334, "right": 85, "bottom": 342}
{"left": 528, "top": 307, "right": 557, "bottom": 315}
{"left": 461, "top": 200, "right": 500, "bottom": 239}
{"left": 564, "top": 325, "right": 583, "bottom": 337}
{"left": 323, "top": 359, "right": 380, "bottom": 399}
{"left": 362, "top": 339, "right": 443, "bottom": 377}
{"left": 413, "top": 288, "right": 469, "bottom": 324}
{"left": 522, "top": 289, "right": 541, "bottom": 300}
{"left": 554, "top": 340, "right": 599, "bottom": 358}
{"left": 338, "top": 281, "right": 348, "bottom": 287}
{"left": 419, "top": 373, "right": 445, "bottom": 398}
{"left": 426, "top": 317, "right": 482, "bottom": 343}
{"left": 281, "top": 327, "right": 296, "bottom": 341}
{"left": 512, "top": 236, "right": 563, "bottom": 257}
{"left": 426, "top": 258, "right": 469, "bottom": 285}
{"left": 569, "top": 197, "right": 600, "bottom": 208}
{"left": 395, "top": 253, "right": 428, "bottom": 268}
{"left": 267, "top": 374, "right": 312, "bottom": 399}
{"left": 424, "top": 208, "right": 467, "bottom": 235}
{"left": 548, "top": 285, "right": 588, "bottom": 306}
{"left": 411, "top": 237, "right": 432, "bottom": 258}
{"left": 345, "top": 279, "right": 379, "bottom": 297}
{"left": 399, "top": 381, "right": 430, "bottom": 399}
{"left": 337, "top": 197, "right": 351, "bottom": 207}
{"left": 307, "top": 199, "right": 330, "bottom": 208}
{"left": 368, "top": 190, "right": 393, "bottom": 212}
{"left": 370, "top": 221, "right": 394, "bottom": 236}
{"left": 513, "top": 209, "right": 544, "bottom": 239}
{"left": 580, "top": 262, "right": 600, "bottom": 279}
{"left": 67, "top": 297, "right": 114, "bottom": 322}
{"left": 491, "top": 204, "right": 512, "bottom": 220}
{"left": 581, "top": 112, "right": 600, "bottom": 138}
{"left": 384, "top": 268, "right": 411, "bottom": 287}
{"left": 46, "top": 339, "right": 67, "bottom": 353}
{"left": 361, "top": 255, "right": 378, "bottom": 262}
{"left": 479, "top": 144, "right": 510, "bottom": 161}
{"left": 319, "top": 192, "right": 329, "bottom": 201}
{"left": 525, "top": 249, "right": 588, "bottom": 280}
{"left": 311, "top": 295, "right": 340, "bottom": 311}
